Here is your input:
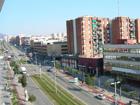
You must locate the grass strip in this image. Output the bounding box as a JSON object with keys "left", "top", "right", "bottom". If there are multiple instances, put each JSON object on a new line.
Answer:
{"left": 42, "top": 74, "right": 78, "bottom": 105}
{"left": 42, "top": 74, "right": 85, "bottom": 105}
{"left": 32, "top": 74, "right": 85, "bottom": 105}
{"left": 11, "top": 89, "right": 18, "bottom": 105}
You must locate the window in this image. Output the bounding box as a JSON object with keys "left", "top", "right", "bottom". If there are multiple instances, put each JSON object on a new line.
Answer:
{"left": 89, "top": 41, "right": 91, "bottom": 44}
{"left": 61, "top": 45, "right": 67, "bottom": 47}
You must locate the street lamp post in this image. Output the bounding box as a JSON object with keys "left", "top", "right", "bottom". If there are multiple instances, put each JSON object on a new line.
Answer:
{"left": 78, "top": 65, "right": 86, "bottom": 85}
{"left": 39, "top": 63, "right": 42, "bottom": 78}
{"left": 82, "top": 67, "right": 85, "bottom": 84}
{"left": 120, "top": 85, "right": 121, "bottom": 98}
{"left": 53, "top": 57, "right": 57, "bottom": 94}
{"left": 111, "top": 81, "right": 120, "bottom": 105}
{"left": 35, "top": 52, "right": 37, "bottom": 65}
{"left": 96, "top": 67, "right": 100, "bottom": 88}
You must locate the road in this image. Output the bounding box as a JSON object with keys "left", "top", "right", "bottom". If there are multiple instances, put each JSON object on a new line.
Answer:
{"left": 4, "top": 41, "right": 113, "bottom": 105}
{"left": 3, "top": 41, "right": 135, "bottom": 105}
{"left": 3, "top": 41, "right": 53, "bottom": 105}
{"left": 23, "top": 63, "right": 112, "bottom": 105}
{"left": 26, "top": 76, "right": 53, "bottom": 105}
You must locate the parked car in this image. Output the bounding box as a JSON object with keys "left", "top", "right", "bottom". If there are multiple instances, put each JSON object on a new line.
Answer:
{"left": 95, "top": 94, "right": 106, "bottom": 100}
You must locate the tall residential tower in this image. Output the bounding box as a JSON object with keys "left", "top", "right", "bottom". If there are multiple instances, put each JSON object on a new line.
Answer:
{"left": 111, "top": 17, "right": 137, "bottom": 44}
{"left": 66, "top": 16, "right": 110, "bottom": 58}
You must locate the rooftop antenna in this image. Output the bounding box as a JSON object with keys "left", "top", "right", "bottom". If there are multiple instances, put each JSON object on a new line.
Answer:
{"left": 117, "top": 0, "right": 120, "bottom": 16}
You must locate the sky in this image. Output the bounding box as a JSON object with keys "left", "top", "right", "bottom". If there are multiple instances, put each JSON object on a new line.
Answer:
{"left": 0, "top": 0, "right": 140, "bottom": 36}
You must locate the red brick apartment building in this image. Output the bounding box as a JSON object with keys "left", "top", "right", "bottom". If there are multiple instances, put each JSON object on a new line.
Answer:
{"left": 135, "top": 18, "right": 140, "bottom": 43}
{"left": 112, "top": 17, "right": 140, "bottom": 44}
{"left": 66, "top": 16, "right": 110, "bottom": 58}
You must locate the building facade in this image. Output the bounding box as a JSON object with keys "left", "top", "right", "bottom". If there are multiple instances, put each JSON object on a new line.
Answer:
{"left": 47, "top": 41, "right": 68, "bottom": 56}
{"left": 66, "top": 16, "right": 110, "bottom": 58}
{"left": 111, "top": 17, "right": 137, "bottom": 44}
{"left": 104, "top": 44, "right": 140, "bottom": 80}
{"left": 135, "top": 18, "right": 140, "bottom": 43}
{"left": 61, "top": 55, "right": 103, "bottom": 76}
{"left": 92, "top": 17, "right": 110, "bottom": 57}
{"left": 30, "top": 39, "right": 68, "bottom": 56}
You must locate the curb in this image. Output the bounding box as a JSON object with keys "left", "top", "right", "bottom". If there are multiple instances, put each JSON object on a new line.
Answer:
{"left": 58, "top": 70, "right": 127, "bottom": 105}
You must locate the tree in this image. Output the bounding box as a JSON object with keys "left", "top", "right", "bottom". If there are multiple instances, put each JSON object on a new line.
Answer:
{"left": 85, "top": 74, "right": 93, "bottom": 86}
{"left": 10, "top": 60, "right": 16, "bottom": 67}
{"left": 92, "top": 76, "right": 96, "bottom": 86}
{"left": 72, "top": 69, "right": 79, "bottom": 77}
{"left": 19, "top": 58, "right": 27, "bottom": 64}
{"left": 13, "top": 65, "right": 19, "bottom": 74}
{"left": 55, "top": 61, "right": 61, "bottom": 71}
{"left": 21, "top": 74, "right": 27, "bottom": 87}
{"left": 13, "top": 67, "right": 18, "bottom": 74}
{"left": 10, "top": 60, "right": 20, "bottom": 74}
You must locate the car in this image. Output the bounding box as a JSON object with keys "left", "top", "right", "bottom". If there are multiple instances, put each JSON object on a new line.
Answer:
{"left": 27, "top": 60, "right": 31, "bottom": 64}
{"left": 95, "top": 94, "right": 106, "bottom": 100}
{"left": 18, "top": 53, "right": 25, "bottom": 56}
{"left": 10, "top": 54, "right": 14, "bottom": 57}
{"left": 47, "top": 67, "right": 52, "bottom": 72}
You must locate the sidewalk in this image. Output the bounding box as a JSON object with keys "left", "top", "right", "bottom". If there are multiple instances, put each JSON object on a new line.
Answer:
{"left": 8, "top": 61, "right": 32, "bottom": 105}
{"left": 56, "top": 70, "right": 133, "bottom": 105}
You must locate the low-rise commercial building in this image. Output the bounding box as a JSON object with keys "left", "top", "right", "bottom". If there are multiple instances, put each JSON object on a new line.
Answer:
{"left": 104, "top": 44, "right": 140, "bottom": 80}
{"left": 31, "top": 39, "right": 68, "bottom": 56}
{"left": 47, "top": 41, "right": 68, "bottom": 56}
{"left": 61, "top": 55, "right": 103, "bottom": 76}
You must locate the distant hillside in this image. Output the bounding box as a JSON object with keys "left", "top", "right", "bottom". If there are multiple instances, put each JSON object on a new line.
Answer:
{"left": 0, "top": 33, "right": 6, "bottom": 39}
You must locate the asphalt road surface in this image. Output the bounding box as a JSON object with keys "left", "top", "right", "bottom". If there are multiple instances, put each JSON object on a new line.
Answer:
{"left": 23, "top": 64, "right": 112, "bottom": 105}
{"left": 26, "top": 76, "right": 53, "bottom": 105}
{"left": 3, "top": 42, "right": 53, "bottom": 105}
{"left": 4, "top": 42, "right": 112, "bottom": 105}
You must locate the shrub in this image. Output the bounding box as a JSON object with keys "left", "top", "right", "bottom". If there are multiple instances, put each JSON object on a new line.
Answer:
{"left": 28, "top": 94, "right": 36, "bottom": 102}
{"left": 21, "top": 74, "right": 27, "bottom": 87}
{"left": 85, "top": 74, "right": 95, "bottom": 86}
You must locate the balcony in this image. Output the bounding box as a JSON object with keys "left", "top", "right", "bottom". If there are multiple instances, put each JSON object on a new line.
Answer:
{"left": 97, "top": 23, "right": 101, "bottom": 27}
{"left": 97, "top": 28, "right": 102, "bottom": 32}
{"left": 92, "top": 31, "right": 96, "bottom": 35}
{"left": 92, "top": 23, "right": 97, "bottom": 27}
{"left": 92, "top": 29, "right": 97, "bottom": 32}
{"left": 92, "top": 20, "right": 97, "bottom": 23}
{"left": 97, "top": 31, "right": 102, "bottom": 35}
{"left": 93, "top": 36, "right": 97, "bottom": 39}
{"left": 129, "top": 27, "right": 135, "bottom": 31}
{"left": 129, "top": 24, "right": 134, "bottom": 27}
{"left": 106, "top": 30, "right": 110, "bottom": 34}
{"left": 98, "top": 35, "right": 102, "bottom": 39}
{"left": 130, "top": 33, "right": 135, "bottom": 36}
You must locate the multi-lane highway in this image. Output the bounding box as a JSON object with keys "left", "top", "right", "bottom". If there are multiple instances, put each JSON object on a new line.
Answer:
{"left": 22, "top": 63, "right": 112, "bottom": 105}
{"left": 3, "top": 41, "right": 112, "bottom": 105}
{"left": 3, "top": 41, "right": 53, "bottom": 105}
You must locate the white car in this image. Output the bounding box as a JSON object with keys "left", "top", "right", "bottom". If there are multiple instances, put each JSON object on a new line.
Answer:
{"left": 95, "top": 94, "right": 106, "bottom": 100}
